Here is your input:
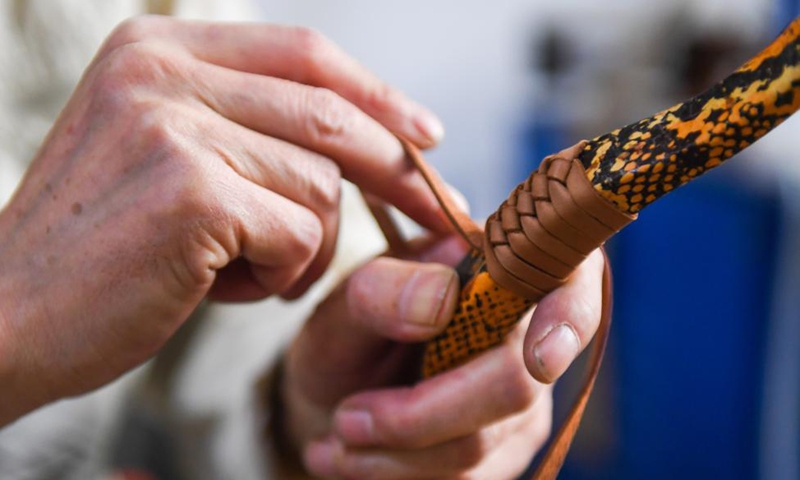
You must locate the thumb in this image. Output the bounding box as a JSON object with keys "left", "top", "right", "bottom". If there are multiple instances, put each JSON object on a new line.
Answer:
{"left": 286, "top": 255, "right": 459, "bottom": 406}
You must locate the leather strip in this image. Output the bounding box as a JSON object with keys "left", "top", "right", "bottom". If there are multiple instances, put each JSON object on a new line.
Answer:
{"left": 530, "top": 248, "right": 614, "bottom": 480}
{"left": 396, "top": 136, "right": 484, "bottom": 252}
{"left": 360, "top": 191, "right": 410, "bottom": 256}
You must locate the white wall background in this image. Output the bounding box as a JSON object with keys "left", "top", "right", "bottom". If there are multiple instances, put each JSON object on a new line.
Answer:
{"left": 253, "top": 0, "right": 772, "bottom": 216}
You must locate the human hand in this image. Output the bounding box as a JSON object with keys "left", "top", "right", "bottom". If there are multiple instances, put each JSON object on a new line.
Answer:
{"left": 0, "top": 16, "right": 450, "bottom": 425}
{"left": 280, "top": 236, "right": 605, "bottom": 479}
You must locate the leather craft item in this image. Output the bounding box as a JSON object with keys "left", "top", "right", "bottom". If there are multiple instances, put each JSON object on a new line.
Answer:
{"left": 365, "top": 138, "right": 629, "bottom": 480}
{"left": 405, "top": 17, "right": 800, "bottom": 479}
{"left": 483, "top": 142, "right": 634, "bottom": 301}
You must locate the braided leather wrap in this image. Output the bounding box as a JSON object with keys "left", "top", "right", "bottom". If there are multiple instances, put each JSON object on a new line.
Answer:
{"left": 422, "top": 142, "right": 635, "bottom": 377}
{"left": 485, "top": 142, "right": 634, "bottom": 299}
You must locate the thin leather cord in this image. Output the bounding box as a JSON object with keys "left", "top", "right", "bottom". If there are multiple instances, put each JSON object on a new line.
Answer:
{"left": 360, "top": 190, "right": 410, "bottom": 256}
{"left": 396, "top": 135, "right": 484, "bottom": 253}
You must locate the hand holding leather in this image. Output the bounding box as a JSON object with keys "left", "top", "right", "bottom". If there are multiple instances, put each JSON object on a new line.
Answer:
{"left": 280, "top": 236, "right": 605, "bottom": 479}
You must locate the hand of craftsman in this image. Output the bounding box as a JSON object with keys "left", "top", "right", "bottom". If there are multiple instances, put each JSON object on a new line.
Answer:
{"left": 0, "top": 16, "right": 450, "bottom": 426}
{"left": 282, "top": 235, "right": 605, "bottom": 479}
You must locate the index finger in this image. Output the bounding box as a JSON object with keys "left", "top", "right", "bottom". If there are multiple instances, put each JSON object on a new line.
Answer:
{"left": 103, "top": 16, "right": 444, "bottom": 148}
{"left": 331, "top": 321, "right": 542, "bottom": 449}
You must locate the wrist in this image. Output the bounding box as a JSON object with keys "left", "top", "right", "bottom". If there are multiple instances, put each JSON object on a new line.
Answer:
{"left": 0, "top": 259, "right": 52, "bottom": 427}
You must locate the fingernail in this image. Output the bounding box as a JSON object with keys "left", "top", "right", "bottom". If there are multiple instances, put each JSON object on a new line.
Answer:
{"left": 399, "top": 267, "right": 458, "bottom": 327}
{"left": 533, "top": 324, "right": 581, "bottom": 383}
{"left": 414, "top": 109, "right": 445, "bottom": 143}
{"left": 334, "top": 409, "right": 375, "bottom": 445}
{"left": 305, "top": 439, "right": 342, "bottom": 478}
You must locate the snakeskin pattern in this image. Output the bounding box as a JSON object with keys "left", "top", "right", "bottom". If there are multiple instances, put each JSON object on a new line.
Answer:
{"left": 580, "top": 17, "right": 800, "bottom": 214}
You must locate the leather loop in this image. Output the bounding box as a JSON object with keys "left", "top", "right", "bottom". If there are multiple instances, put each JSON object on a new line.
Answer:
{"left": 396, "top": 135, "right": 484, "bottom": 252}
{"left": 482, "top": 144, "right": 635, "bottom": 299}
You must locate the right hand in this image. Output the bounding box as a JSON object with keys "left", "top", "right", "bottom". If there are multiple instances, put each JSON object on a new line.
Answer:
{"left": 0, "top": 16, "right": 448, "bottom": 424}
{"left": 278, "top": 238, "right": 605, "bottom": 479}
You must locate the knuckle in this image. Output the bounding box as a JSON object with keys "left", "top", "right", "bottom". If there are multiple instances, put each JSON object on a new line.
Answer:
{"left": 108, "top": 42, "right": 179, "bottom": 81}
{"left": 364, "top": 82, "right": 405, "bottom": 113}
{"left": 166, "top": 178, "right": 237, "bottom": 287}
{"left": 100, "top": 15, "right": 174, "bottom": 56}
{"left": 106, "top": 16, "right": 159, "bottom": 50}
{"left": 305, "top": 160, "right": 342, "bottom": 212}
{"left": 171, "top": 164, "right": 222, "bottom": 218}
{"left": 285, "top": 209, "right": 324, "bottom": 261}
{"left": 146, "top": 139, "right": 219, "bottom": 219}
{"left": 131, "top": 106, "right": 187, "bottom": 161}
{"left": 371, "top": 395, "right": 424, "bottom": 448}
{"left": 303, "top": 87, "right": 352, "bottom": 144}
{"left": 92, "top": 43, "right": 183, "bottom": 110}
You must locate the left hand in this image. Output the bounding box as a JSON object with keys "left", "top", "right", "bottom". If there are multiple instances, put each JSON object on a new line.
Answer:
{"left": 279, "top": 235, "right": 605, "bottom": 479}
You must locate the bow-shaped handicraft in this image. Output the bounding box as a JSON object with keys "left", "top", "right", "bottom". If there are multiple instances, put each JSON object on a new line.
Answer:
{"left": 405, "top": 17, "right": 800, "bottom": 480}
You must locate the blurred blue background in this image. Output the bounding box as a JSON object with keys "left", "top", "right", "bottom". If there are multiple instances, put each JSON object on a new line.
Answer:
{"left": 256, "top": 1, "right": 800, "bottom": 478}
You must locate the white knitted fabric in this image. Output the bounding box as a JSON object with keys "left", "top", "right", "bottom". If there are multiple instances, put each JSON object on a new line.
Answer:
{"left": 0, "top": 2, "right": 386, "bottom": 480}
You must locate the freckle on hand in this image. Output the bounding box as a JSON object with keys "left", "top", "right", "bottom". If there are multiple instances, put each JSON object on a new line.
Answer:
{"left": 71, "top": 202, "right": 83, "bottom": 215}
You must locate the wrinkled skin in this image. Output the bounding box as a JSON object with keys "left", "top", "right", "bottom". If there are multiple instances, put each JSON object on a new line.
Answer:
{"left": 0, "top": 16, "right": 449, "bottom": 425}
{"left": 283, "top": 236, "right": 605, "bottom": 479}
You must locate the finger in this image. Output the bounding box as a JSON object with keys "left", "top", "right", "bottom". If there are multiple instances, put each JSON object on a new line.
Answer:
{"left": 456, "top": 397, "right": 553, "bottom": 480}
{"left": 200, "top": 117, "right": 342, "bottom": 297}
{"left": 191, "top": 63, "right": 449, "bottom": 234}
{"left": 523, "top": 248, "right": 605, "bottom": 383}
{"left": 299, "top": 235, "right": 468, "bottom": 350}
{"left": 331, "top": 322, "right": 543, "bottom": 449}
{"left": 287, "top": 241, "right": 461, "bottom": 405}
{"left": 287, "top": 239, "right": 458, "bottom": 407}
{"left": 343, "top": 257, "right": 459, "bottom": 341}
{"left": 222, "top": 176, "right": 323, "bottom": 296}
{"left": 306, "top": 403, "right": 548, "bottom": 480}
{"left": 305, "top": 429, "right": 509, "bottom": 479}
{"left": 104, "top": 17, "right": 444, "bottom": 147}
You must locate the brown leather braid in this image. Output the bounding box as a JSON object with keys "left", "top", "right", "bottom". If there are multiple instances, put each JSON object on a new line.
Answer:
{"left": 484, "top": 141, "right": 635, "bottom": 300}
